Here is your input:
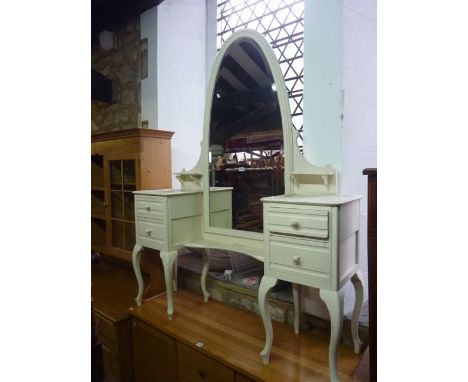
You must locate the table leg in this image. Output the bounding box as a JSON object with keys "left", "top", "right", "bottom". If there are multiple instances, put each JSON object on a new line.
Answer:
{"left": 292, "top": 283, "right": 302, "bottom": 334}
{"left": 351, "top": 269, "right": 365, "bottom": 353}
{"left": 200, "top": 250, "right": 210, "bottom": 303}
{"left": 258, "top": 276, "right": 277, "bottom": 364}
{"left": 173, "top": 257, "right": 178, "bottom": 292}
{"left": 319, "top": 289, "right": 344, "bottom": 382}
{"left": 160, "top": 250, "right": 178, "bottom": 320}
{"left": 132, "top": 244, "right": 144, "bottom": 306}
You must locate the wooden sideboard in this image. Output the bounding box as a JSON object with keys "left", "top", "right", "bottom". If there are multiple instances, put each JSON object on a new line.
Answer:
{"left": 92, "top": 261, "right": 366, "bottom": 381}
{"left": 129, "top": 289, "right": 362, "bottom": 382}
{"left": 92, "top": 260, "right": 138, "bottom": 382}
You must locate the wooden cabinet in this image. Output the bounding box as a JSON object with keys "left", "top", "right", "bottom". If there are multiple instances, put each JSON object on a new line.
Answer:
{"left": 91, "top": 128, "right": 174, "bottom": 262}
{"left": 129, "top": 290, "right": 362, "bottom": 382}
{"left": 363, "top": 168, "right": 377, "bottom": 382}
{"left": 132, "top": 319, "right": 177, "bottom": 382}
{"left": 92, "top": 260, "right": 139, "bottom": 382}
{"left": 94, "top": 313, "right": 133, "bottom": 382}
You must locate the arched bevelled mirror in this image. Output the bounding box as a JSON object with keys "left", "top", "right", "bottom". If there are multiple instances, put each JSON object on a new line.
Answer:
{"left": 208, "top": 34, "right": 286, "bottom": 233}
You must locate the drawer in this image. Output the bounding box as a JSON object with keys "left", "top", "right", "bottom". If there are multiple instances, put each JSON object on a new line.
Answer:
{"left": 269, "top": 236, "right": 330, "bottom": 275}
{"left": 266, "top": 206, "right": 329, "bottom": 239}
{"left": 135, "top": 198, "right": 165, "bottom": 220}
{"left": 136, "top": 219, "right": 166, "bottom": 246}
{"left": 94, "top": 313, "right": 116, "bottom": 343}
{"left": 177, "top": 342, "right": 235, "bottom": 382}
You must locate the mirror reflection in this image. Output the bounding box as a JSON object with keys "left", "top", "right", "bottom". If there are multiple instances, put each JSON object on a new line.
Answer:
{"left": 209, "top": 39, "right": 284, "bottom": 233}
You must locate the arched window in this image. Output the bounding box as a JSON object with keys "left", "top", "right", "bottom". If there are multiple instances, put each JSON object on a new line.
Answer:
{"left": 217, "top": 0, "right": 304, "bottom": 148}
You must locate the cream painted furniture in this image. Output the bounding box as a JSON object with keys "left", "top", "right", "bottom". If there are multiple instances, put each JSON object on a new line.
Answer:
{"left": 132, "top": 188, "right": 232, "bottom": 317}
{"left": 132, "top": 30, "right": 364, "bottom": 382}
{"left": 259, "top": 194, "right": 364, "bottom": 382}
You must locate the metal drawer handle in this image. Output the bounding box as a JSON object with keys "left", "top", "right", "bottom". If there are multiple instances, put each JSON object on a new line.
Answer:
{"left": 292, "top": 255, "right": 301, "bottom": 265}
{"left": 290, "top": 220, "right": 299, "bottom": 228}
{"left": 145, "top": 206, "right": 151, "bottom": 211}
{"left": 145, "top": 228, "right": 152, "bottom": 235}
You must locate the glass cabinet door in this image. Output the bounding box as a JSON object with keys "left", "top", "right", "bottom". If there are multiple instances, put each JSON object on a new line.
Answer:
{"left": 91, "top": 155, "right": 106, "bottom": 248}
{"left": 109, "top": 159, "right": 137, "bottom": 252}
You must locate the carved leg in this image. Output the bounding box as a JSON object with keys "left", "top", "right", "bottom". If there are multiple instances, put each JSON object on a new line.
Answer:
{"left": 258, "top": 276, "right": 278, "bottom": 364}
{"left": 351, "top": 270, "right": 365, "bottom": 353}
{"left": 292, "top": 283, "right": 302, "bottom": 334}
{"left": 132, "top": 244, "right": 145, "bottom": 306}
{"left": 319, "top": 289, "right": 344, "bottom": 382}
{"left": 200, "top": 250, "right": 210, "bottom": 303}
{"left": 160, "top": 250, "right": 179, "bottom": 319}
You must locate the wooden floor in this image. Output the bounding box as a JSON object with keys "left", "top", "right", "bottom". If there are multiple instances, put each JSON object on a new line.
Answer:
{"left": 130, "top": 289, "right": 367, "bottom": 382}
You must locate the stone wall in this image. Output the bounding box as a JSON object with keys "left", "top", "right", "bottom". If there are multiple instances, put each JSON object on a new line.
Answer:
{"left": 91, "top": 19, "right": 141, "bottom": 133}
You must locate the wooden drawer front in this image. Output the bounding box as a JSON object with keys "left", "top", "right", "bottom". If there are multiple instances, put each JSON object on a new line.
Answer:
{"left": 136, "top": 219, "right": 166, "bottom": 246}
{"left": 136, "top": 199, "right": 165, "bottom": 220}
{"left": 95, "top": 314, "right": 116, "bottom": 342}
{"left": 266, "top": 207, "right": 329, "bottom": 239}
{"left": 269, "top": 237, "right": 330, "bottom": 275}
{"left": 177, "top": 342, "right": 235, "bottom": 382}
{"left": 236, "top": 374, "right": 256, "bottom": 382}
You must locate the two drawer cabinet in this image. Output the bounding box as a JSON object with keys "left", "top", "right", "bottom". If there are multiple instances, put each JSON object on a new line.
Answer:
{"left": 134, "top": 191, "right": 204, "bottom": 252}
{"left": 262, "top": 195, "right": 361, "bottom": 291}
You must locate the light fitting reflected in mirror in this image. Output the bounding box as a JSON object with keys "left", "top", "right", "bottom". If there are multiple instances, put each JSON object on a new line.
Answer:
{"left": 209, "top": 39, "right": 284, "bottom": 233}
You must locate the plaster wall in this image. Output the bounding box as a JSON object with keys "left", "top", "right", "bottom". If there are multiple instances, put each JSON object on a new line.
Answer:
{"left": 340, "top": 0, "right": 376, "bottom": 315}
{"left": 156, "top": 0, "right": 208, "bottom": 186}
{"left": 301, "top": 0, "right": 376, "bottom": 319}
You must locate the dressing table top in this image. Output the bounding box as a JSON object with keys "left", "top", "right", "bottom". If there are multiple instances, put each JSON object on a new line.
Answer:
{"left": 261, "top": 194, "right": 361, "bottom": 206}
{"left": 134, "top": 187, "right": 232, "bottom": 196}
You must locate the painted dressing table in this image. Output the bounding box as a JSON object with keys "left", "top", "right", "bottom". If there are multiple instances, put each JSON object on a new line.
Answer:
{"left": 132, "top": 30, "right": 364, "bottom": 382}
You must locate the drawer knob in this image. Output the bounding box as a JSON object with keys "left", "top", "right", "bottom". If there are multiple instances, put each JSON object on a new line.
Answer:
{"left": 145, "top": 228, "right": 152, "bottom": 235}
{"left": 290, "top": 220, "right": 299, "bottom": 228}
{"left": 198, "top": 369, "right": 207, "bottom": 379}
{"left": 146, "top": 206, "right": 151, "bottom": 211}
{"left": 292, "top": 255, "right": 301, "bottom": 265}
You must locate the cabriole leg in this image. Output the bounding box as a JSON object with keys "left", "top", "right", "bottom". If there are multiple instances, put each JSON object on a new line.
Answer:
{"left": 132, "top": 244, "right": 144, "bottom": 306}
{"left": 258, "top": 276, "right": 278, "bottom": 365}
{"left": 292, "top": 283, "right": 302, "bottom": 334}
{"left": 160, "top": 250, "right": 179, "bottom": 320}
{"left": 200, "top": 250, "right": 210, "bottom": 302}
{"left": 173, "top": 257, "right": 178, "bottom": 292}
{"left": 319, "top": 289, "right": 344, "bottom": 382}
{"left": 351, "top": 269, "right": 365, "bottom": 353}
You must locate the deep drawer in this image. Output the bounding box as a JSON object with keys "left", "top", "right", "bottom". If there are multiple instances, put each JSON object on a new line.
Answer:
{"left": 269, "top": 236, "right": 330, "bottom": 275}
{"left": 177, "top": 342, "right": 235, "bottom": 382}
{"left": 266, "top": 206, "right": 329, "bottom": 239}
{"left": 136, "top": 219, "right": 166, "bottom": 244}
{"left": 135, "top": 198, "right": 165, "bottom": 220}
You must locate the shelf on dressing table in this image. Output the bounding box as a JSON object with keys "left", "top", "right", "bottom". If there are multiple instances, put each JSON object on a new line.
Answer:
{"left": 185, "top": 240, "right": 264, "bottom": 262}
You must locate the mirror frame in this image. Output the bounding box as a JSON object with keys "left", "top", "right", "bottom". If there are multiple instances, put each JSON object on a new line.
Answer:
{"left": 202, "top": 30, "right": 294, "bottom": 242}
